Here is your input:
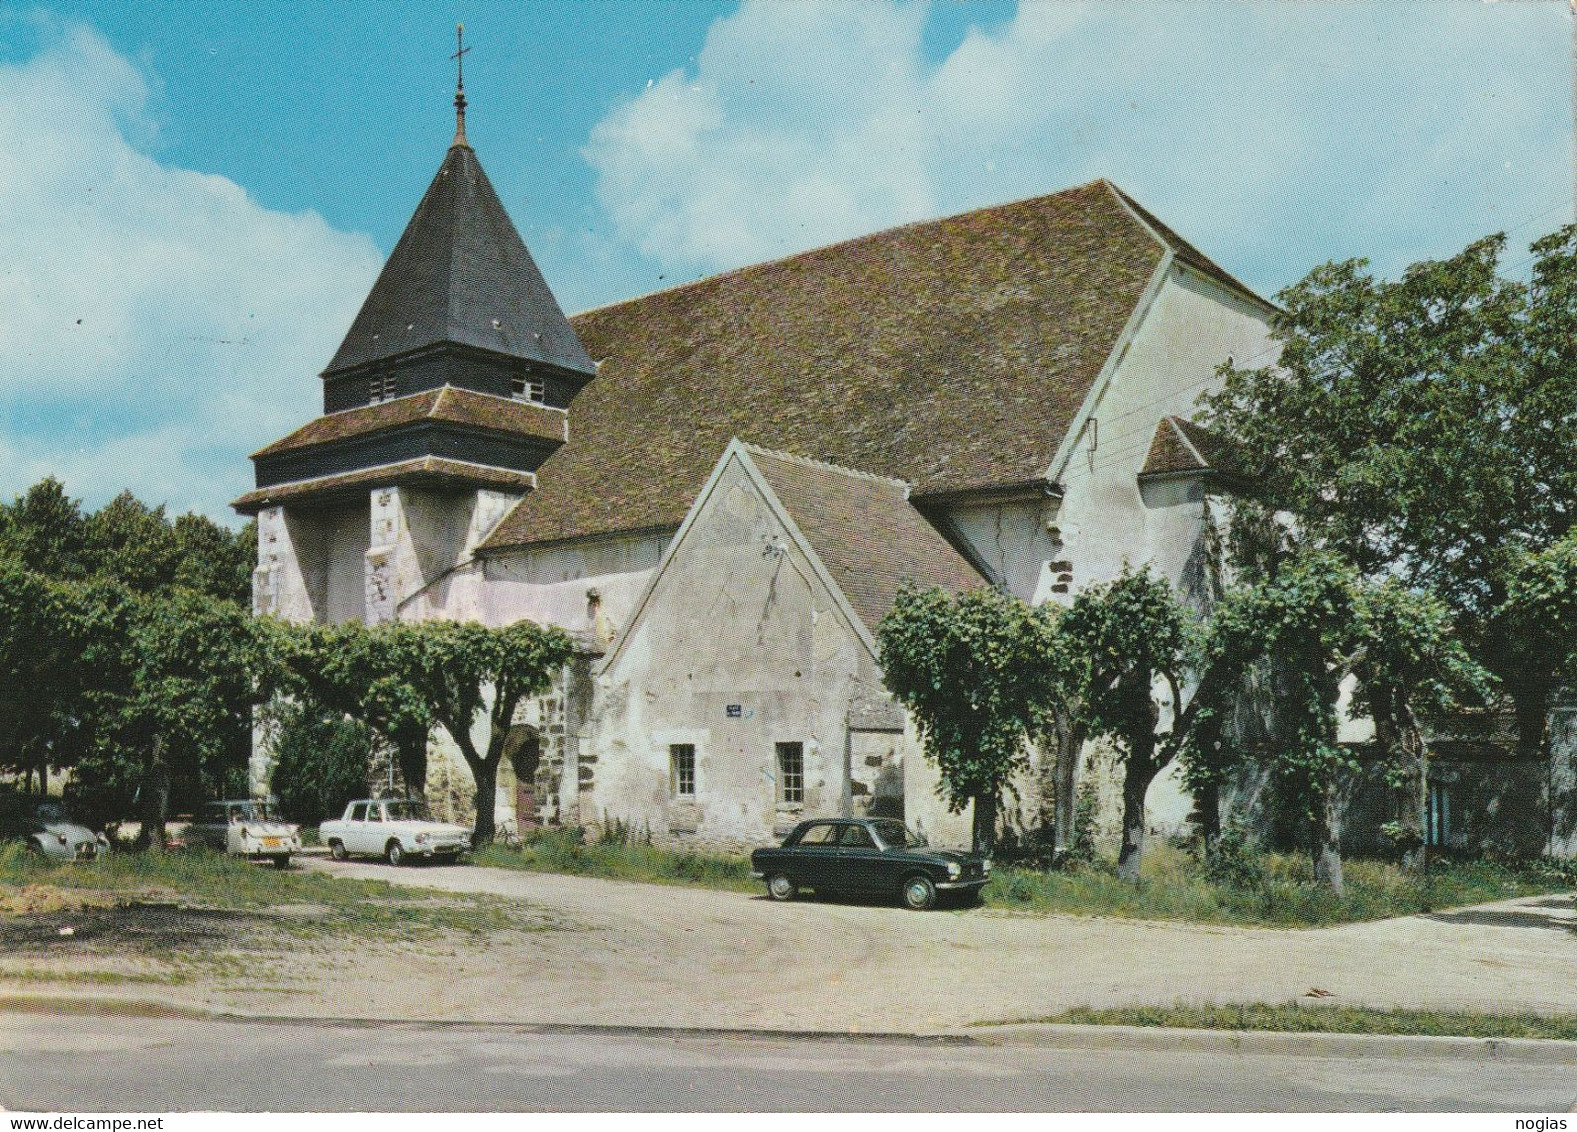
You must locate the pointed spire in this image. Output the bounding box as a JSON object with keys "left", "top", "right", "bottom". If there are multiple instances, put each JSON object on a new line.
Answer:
{"left": 451, "top": 23, "right": 471, "bottom": 148}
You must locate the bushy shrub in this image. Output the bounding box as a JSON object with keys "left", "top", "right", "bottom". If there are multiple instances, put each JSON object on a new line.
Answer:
{"left": 268, "top": 704, "right": 372, "bottom": 826}
{"left": 1205, "top": 822, "right": 1265, "bottom": 890}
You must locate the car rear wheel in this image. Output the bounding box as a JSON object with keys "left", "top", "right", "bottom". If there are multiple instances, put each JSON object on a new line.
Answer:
{"left": 385, "top": 840, "right": 405, "bottom": 866}
{"left": 902, "top": 874, "right": 937, "bottom": 911}
{"left": 271, "top": 854, "right": 291, "bottom": 870}
{"left": 767, "top": 874, "right": 797, "bottom": 901}
{"left": 329, "top": 840, "right": 348, "bottom": 862}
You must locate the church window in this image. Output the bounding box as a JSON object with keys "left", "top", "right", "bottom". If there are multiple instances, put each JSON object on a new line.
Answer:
{"left": 511, "top": 374, "right": 546, "bottom": 404}
{"left": 776, "top": 742, "right": 804, "bottom": 805}
{"left": 670, "top": 744, "right": 696, "bottom": 798}
{"left": 369, "top": 373, "right": 397, "bottom": 403}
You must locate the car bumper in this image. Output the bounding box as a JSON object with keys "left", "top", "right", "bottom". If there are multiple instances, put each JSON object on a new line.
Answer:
{"left": 936, "top": 878, "right": 990, "bottom": 891}
{"left": 750, "top": 870, "right": 765, "bottom": 879}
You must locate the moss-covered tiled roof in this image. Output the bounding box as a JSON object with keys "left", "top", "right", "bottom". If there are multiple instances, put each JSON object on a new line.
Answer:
{"left": 481, "top": 180, "right": 1246, "bottom": 552}
{"left": 232, "top": 456, "right": 535, "bottom": 514}
{"left": 251, "top": 386, "right": 564, "bottom": 459}
{"left": 745, "top": 445, "right": 986, "bottom": 632}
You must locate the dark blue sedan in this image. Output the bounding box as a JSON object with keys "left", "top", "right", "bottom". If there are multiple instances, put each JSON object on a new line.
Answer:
{"left": 750, "top": 817, "right": 991, "bottom": 910}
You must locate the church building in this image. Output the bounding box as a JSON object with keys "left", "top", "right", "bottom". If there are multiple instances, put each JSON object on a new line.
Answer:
{"left": 236, "top": 78, "right": 1280, "bottom": 850}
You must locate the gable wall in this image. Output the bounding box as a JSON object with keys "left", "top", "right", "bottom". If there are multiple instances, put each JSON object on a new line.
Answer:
{"left": 585, "top": 454, "right": 967, "bottom": 849}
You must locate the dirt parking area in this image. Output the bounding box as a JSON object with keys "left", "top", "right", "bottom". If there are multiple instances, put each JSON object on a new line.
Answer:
{"left": 5, "top": 859, "right": 1577, "bottom": 1032}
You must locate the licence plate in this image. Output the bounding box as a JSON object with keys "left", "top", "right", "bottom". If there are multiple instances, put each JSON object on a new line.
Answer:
{"left": 262, "top": 837, "right": 282, "bottom": 849}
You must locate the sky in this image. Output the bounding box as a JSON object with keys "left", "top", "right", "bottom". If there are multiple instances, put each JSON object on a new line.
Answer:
{"left": 0, "top": 0, "right": 1571, "bottom": 523}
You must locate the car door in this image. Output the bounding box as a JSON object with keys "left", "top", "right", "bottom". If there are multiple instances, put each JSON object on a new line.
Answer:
{"left": 789, "top": 821, "right": 841, "bottom": 890}
{"left": 343, "top": 802, "right": 369, "bottom": 853}
{"left": 835, "top": 822, "right": 888, "bottom": 893}
{"left": 357, "top": 802, "right": 385, "bottom": 854}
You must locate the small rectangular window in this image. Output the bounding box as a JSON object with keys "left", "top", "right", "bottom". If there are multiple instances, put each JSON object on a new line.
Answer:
{"left": 369, "top": 374, "right": 396, "bottom": 403}
{"left": 511, "top": 374, "right": 546, "bottom": 404}
{"left": 776, "top": 741, "right": 804, "bottom": 805}
{"left": 670, "top": 744, "right": 696, "bottom": 798}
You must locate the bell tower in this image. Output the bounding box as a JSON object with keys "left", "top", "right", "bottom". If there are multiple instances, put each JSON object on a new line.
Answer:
{"left": 236, "top": 29, "right": 589, "bottom": 626}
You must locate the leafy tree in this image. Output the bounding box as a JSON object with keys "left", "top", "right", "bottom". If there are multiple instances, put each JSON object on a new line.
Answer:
{"left": 0, "top": 562, "right": 85, "bottom": 790}
{"left": 279, "top": 618, "right": 575, "bottom": 843}
{"left": 273, "top": 620, "right": 436, "bottom": 796}
{"left": 876, "top": 585, "right": 1067, "bottom": 853}
{"left": 1195, "top": 551, "right": 1483, "bottom": 891}
{"left": 173, "top": 514, "right": 255, "bottom": 604}
{"left": 81, "top": 492, "right": 183, "bottom": 592}
{"left": 268, "top": 701, "right": 374, "bottom": 826}
{"left": 1202, "top": 226, "right": 1577, "bottom": 766}
{"left": 1059, "top": 566, "right": 1237, "bottom": 879}
{"left": 0, "top": 477, "right": 87, "bottom": 577}
{"left": 83, "top": 587, "right": 278, "bottom": 848}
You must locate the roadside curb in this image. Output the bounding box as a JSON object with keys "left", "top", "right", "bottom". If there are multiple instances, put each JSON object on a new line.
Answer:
{"left": 966, "top": 1022, "right": 1577, "bottom": 1064}
{"left": 7, "top": 992, "right": 1577, "bottom": 1063}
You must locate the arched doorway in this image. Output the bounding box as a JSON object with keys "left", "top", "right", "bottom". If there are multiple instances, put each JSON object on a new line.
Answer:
{"left": 503, "top": 725, "right": 542, "bottom": 830}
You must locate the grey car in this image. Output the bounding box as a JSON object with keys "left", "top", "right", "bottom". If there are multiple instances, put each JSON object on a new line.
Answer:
{"left": 0, "top": 795, "right": 109, "bottom": 862}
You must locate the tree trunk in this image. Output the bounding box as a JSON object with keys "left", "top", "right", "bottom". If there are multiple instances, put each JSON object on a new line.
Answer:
{"left": 394, "top": 725, "right": 428, "bottom": 797}
{"left": 139, "top": 736, "right": 170, "bottom": 852}
{"left": 1375, "top": 703, "right": 1429, "bottom": 872}
{"left": 1116, "top": 751, "right": 1155, "bottom": 881}
{"left": 972, "top": 789, "right": 998, "bottom": 855}
{"left": 1051, "top": 712, "right": 1085, "bottom": 863}
{"left": 1198, "top": 779, "right": 1222, "bottom": 858}
{"left": 1310, "top": 779, "right": 1344, "bottom": 895}
{"left": 469, "top": 755, "right": 499, "bottom": 845}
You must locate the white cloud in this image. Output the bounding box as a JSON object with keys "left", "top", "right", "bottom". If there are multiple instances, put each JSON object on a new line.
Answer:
{"left": 585, "top": 0, "right": 1572, "bottom": 291}
{"left": 0, "top": 20, "right": 381, "bottom": 520}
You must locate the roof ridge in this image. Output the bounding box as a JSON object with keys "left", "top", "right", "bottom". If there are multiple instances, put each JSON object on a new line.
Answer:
{"left": 737, "top": 441, "right": 912, "bottom": 494}
{"left": 570, "top": 179, "right": 1114, "bottom": 320}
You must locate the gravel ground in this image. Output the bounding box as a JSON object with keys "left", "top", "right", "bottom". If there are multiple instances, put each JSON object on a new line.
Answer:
{"left": 3, "top": 858, "right": 1575, "bottom": 1031}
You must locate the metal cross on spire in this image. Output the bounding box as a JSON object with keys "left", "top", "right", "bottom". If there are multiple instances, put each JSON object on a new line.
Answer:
{"left": 451, "top": 23, "right": 471, "bottom": 147}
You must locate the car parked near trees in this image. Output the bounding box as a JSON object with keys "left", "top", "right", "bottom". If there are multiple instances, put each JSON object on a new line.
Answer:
{"left": 319, "top": 798, "right": 472, "bottom": 865}
{"left": 193, "top": 800, "right": 301, "bottom": 869}
{"left": 0, "top": 795, "right": 109, "bottom": 862}
{"left": 751, "top": 817, "right": 991, "bottom": 910}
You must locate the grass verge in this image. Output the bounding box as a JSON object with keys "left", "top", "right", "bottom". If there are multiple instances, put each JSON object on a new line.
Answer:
{"left": 0, "top": 841, "right": 566, "bottom": 991}
{"left": 480, "top": 832, "right": 1571, "bottom": 928}
{"left": 475, "top": 836, "right": 756, "bottom": 893}
{"left": 983, "top": 844, "right": 1574, "bottom": 927}
{"left": 986, "top": 1003, "right": 1577, "bottom": 1042}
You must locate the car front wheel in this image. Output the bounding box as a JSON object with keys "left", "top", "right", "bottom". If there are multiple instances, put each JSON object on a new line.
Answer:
{"left": 902, "top": 875, "right": 937, "bottom": 911}
{"left": 767, "top": 873, "right": 797, "bottom": 901}
{"left": 386, "top": 840, "right": 405, "bottom": 866}
{"left": 329, "top": 840, "right": 348, "bottom": 862}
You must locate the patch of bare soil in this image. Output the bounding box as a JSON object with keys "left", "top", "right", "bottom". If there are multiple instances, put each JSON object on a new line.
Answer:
{"left": 0, "top": 901, "right": 264, "bottom": 956}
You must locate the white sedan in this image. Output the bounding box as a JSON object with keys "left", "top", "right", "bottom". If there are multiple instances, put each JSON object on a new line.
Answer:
{"left": 319, "top": 799, "right": 472, "bottom": 866}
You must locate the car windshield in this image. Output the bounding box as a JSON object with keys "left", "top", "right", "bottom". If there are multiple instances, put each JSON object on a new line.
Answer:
{"left": 872, "top": 820, "right": 927, "bottom": 848}
{"left": 231, "top": 803, "right": 280, "bottom": 823}
{"left": 33, "top": 801, "right": 69, "bottom": 824}
{"left": 384, "top": 801, "right": 432, "bottom": 822}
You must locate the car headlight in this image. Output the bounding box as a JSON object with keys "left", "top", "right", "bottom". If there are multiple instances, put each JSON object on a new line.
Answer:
{"left": 414, "top": 833, "right": 429, "bottom": 844}
{"left": 946, "top": 862, "right": 961, "bottom": 879}
{"left": 56, "top": 833, "right": 69, "bottom": 846}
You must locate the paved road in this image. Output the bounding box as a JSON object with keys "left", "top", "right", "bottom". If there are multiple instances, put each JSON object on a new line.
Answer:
{"left": 0, "top": 1011, "right": 1573, "bottom": 1112}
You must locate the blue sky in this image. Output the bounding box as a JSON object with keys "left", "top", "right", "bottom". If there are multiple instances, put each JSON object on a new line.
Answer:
{"left": 0, "top": 1, "right": 1570, "bottom": 521}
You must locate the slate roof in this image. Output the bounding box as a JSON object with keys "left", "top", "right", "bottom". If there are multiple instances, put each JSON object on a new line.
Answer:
{"left": 480, "top": 179, "right": 1260, "bottom": 554}
{"left": 232, "top": 456, "right": 536, "bottom": 515}
{"left": 323, "top": 143, "right": 595, "bottom": 378}
{"left": 744, "top": 445, "right": 987, "bottom": 633}
{"left": 251, "top": 386, "right": 565, "bottom": 459}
